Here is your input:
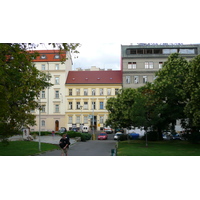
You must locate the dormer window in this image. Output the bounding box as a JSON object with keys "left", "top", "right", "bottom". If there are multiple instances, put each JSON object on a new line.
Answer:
{"left": 54, "top": 55, "right": 60, "bottom": 59}
{"left": 41, "top": 55, "right": 46, "bottom": 59}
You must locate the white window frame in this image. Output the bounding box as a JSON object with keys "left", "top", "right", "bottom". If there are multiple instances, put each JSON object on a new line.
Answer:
{"left": 126, "top": 76, "right": 130, "bottom": 84}
{"left": 55, "top": 77, "right": 60, "bottom": 85}
{"left": 41, "top": 64, "right": 45, "bottom": 70}
{"left": 76, "top": 116, "right": 80, "bottom": 123}
{"left": 134, "top": 76, "right": 139, "bottom": 84}
{"left": 84, "top": 102, "right": 88, "bottom": 109}
{"left": 55, "top": 90, "right": 59, "bottom": 98}
{"left": 55, "top": 64, "right": 59, "bottom": 70}
{"left": 143, "top": 76, "right": 147, "bottom": 83}
{"left": 68, "top": 116, "right": 72, "bottom": 124}
{"left": 84, "top": 116, "right": 88, "bottom": 124}
{"left": 69, "top": 102, "right": 73, "bottom": 109}
{"left": 55, "top": 104, "right": 60, "bottom": 113}
{"left": 100, "top": 116, "right": 104, "bottom": 123}
{"left": 41, "top": 120, "right": 45, "bottom": 127}
{"left": 84, "top": 89, "right": 88, "bottom": 96}
{"left": 41, "top": 90, "right": 45, "bottom": 99}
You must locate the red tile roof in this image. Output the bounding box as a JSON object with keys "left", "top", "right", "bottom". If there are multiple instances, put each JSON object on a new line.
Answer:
{"left": 28, "top": 50, "right": 66, "bottom": 62}
{"left": 66, "top": 71, "right": 122, "bottom": 84}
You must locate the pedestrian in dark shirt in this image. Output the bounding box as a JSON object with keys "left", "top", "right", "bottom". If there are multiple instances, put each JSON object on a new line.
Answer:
{"left": 59, "top": 134, "right": 70, "bottom": 156}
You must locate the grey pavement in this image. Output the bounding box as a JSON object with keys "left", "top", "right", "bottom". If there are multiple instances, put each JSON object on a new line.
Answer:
{"left": 9, "top": 134, "right": 117, "bottom": 156}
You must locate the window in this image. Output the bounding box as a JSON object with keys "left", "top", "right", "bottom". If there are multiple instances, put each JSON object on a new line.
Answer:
{"left": 115, "top": 89, "right": 119, "bottom": 95}
{"left": 76, "top": 116, "right": 80, "bottom": 123}
{"left": 100, "top": 88, "right": 104, "bottom": 95}
{"left": 68, "top": 116, "right": 72, "bottom": 124}
{"left": 179, "top": 49, "right": 195, "bottom": 54}
{"left": 55, "top": 90, "right": 59, "bottom": 98}
{"left": 76, "top": 89, "right": 80, "bottom": 96}
{"left": 84, "top": 102, "right": 88, "bottom": 109}
{"left": 84, "top": 89, "right": 88, "bottom": 96}
{"left": 100, "top": 102, "right": 104, "bottom": 109}
{"left": 107, "top": 88, "right": 111, "bottom": 95}
{"left": 69, "top": 102, "right": 73, "bottom": 109}
{"left": 55, "top": 77, "right": 59, "bottom": 84}
{"left": 154, "top": 49, "right": 162, "bottom": 54}
{"left": 54, "top": 55, "right": 60, "bottom": 59}
{"left": 69, "top": 89, "right": 72, "bottom": 96}
{"left": 41, "top": 91, "right": 45, "bottom": 98}
{"left": 76, "top": 102, "right": 80, "bottom": 109}
{"left": 92, "top": 89, "right": 96, "bottom": 95}
{"left": 159, "top": 62, "right": 163, "bottom": 69}
{"left": 41, "top": 64, "right": 45, "bottom": 70}
{"left": 55, "top": 64, "right": 59, "bottom": 70}
{"left": 41, "top": 105, "right": 46, "bottom": 113}
{"left": 41, "top": 55, "right": 46, "bottom": 59}
{"left": 100, "top": 116, "right": 104, "bottom": 123}
{"left": 128, "top": 62, "right": 137, "bottom": 69}
{"left": 92, "top": 101, "right": 96, "bottom": 109}
{"left": 41, "top": 120, "right": 45, "bottom": 127}
{"left": 163, "top": 49, "right": 177, "bottom": 54}
{"left": 84, "top": 116, "right": 88, "bottom": 124}
{"left": 134, "top": 76, "right": 139, "bottom": 84}
{"left": 55, "top": 105, "right": 59, "bottom": 113}
{"left": 126, "top": 76, "right": 130, "bottom": 84}
{"left": 143, "top": 76, "right": 147, "bottom": 83}
{"left": 145, "top": 62, "right": 153, "bottom": 69}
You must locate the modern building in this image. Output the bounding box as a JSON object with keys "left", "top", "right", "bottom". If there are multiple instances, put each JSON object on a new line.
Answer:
{"left": 29, "top": 50, "right": 73, "bottom": 132}
{"left": 65, "top": 68, "right": 122, "bottom": 131}
{"left": 121, "top": 43, "right": 200, "bottom": 88}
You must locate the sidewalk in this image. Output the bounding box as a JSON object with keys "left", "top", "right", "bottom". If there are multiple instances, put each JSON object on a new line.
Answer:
{"left": 9, "top": 134, "right": 76, "bottom": 144}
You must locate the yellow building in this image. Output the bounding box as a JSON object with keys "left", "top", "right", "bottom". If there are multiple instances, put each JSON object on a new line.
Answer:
{"left": 65, "top": 70, "right": 122, "bottom": 131}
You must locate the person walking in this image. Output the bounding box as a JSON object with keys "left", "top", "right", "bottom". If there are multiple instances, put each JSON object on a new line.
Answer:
{"left": 59, "top": 134, "right": 70, "bottom": 156}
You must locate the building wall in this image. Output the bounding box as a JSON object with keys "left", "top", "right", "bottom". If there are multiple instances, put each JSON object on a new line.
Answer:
{"left": 121, "top": 44, "right": 200, "bottom": 89}
{"left": 65, "top": 84, "right": 122, "bottom": 131}
{"left": 29, "top": 51, "right": 73, "bottom": 132}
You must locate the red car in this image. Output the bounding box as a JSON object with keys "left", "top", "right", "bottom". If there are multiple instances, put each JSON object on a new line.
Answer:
{"left": 98, "top": 132, "right": 108, "bottom": 140}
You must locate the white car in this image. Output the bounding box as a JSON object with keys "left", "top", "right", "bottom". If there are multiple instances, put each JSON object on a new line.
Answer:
{"left": 114, "top": 132, "right": 123, "bottom": 140}
{"left": 103, "top": 126, "right": 113, "bottom": 134}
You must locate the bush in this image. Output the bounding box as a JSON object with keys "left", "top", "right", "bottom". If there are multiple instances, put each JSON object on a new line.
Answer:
{"left": 66, "top": 131, "right": 91, "bottom": 141}
{"left": 81, "top": 133, "right": 91, "bottom": 141}
{"left": 119, "top": 134, "right": 128, "bottom": 141}
{"left": 141, "top": 131, "right": 159, "bottom": 141}
{"left": 30, "top": 131, "right": 51, "bottom": 136}
{"left": 187, "top": 132, "right": 200, "bottom": 143}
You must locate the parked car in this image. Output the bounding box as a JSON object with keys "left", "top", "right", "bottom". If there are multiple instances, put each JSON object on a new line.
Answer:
{"left": 98, "top": 132, "right": 108, "bottom": 140}
{"left": 59, "top": 127, "right": 67, "bottom": 133}
{"left": 115, "top": 128, "right": 124, "bottom": 133}
{"left": 82, "top": 126, "right": 89, "bottom": 133}
{"left": 72, "top": 127, "right": 79, "bottom": 132}
{"left": 128, "top": 133, "right": 139, "bottom": 140}
{"left": 103, "top": 126, "right": 113, "bottom": 134}
{"left": 114, "top": 132, "right": 123, "bottom": 140}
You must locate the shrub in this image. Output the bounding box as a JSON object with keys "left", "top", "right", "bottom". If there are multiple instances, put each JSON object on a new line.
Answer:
{"left": 141, "top": 131, "right": 159, "bottom": 141}
{"left": 67, "top": 131, "right": 82, "bottom": 138}
{"left": 30, "top": 131, "right": 51, "bottom": 136}
{"left": 119, "top": 134, "right": 128, "bottom": 141}
{"left": 187, "top": 132, "right": 200, "bottom": 143}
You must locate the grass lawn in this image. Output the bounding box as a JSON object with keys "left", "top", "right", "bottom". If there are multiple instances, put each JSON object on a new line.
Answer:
{"left": 117, "top": 140, "right": 200, "bottom": 156}
{"left": 0, "top": 141, "right": 59, "bottom": 156}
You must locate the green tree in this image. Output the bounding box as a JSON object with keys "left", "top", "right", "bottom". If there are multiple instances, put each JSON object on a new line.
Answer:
{"left": 184, "top": 55, "right": 200, "bottom": 128}
{"left": 152, "top": 53, "right": 189, "bottom": 133}
{"left": 0, "top": 43, "right": 80, "bottom": 141}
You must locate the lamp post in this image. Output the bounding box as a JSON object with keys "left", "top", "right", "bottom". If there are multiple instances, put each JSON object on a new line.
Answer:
{"left": 38, "top": 97, "right": 41, "bottom": 151}
{"left": 92, "top": 90, "right": 95, "bottom": 140}
{"left": 80, "top": 105, "right": 83, "bottom": 130}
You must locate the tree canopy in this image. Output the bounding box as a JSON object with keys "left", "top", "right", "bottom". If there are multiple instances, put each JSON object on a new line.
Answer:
{"left": 0, "top": 43, "right": 80, "bottom": 140}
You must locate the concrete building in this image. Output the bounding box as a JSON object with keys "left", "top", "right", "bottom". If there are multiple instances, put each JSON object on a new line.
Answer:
{"left": 121, "top": 43, "right": 200, "bottom": 88}
{"left": 65, "top": 69, "right": 122, "bottom": 131}
{"left": 29, "top": 50, "right": 73, "bottom": 132}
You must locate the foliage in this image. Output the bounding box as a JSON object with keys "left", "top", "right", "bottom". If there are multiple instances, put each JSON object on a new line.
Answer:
{"left": 30, "top": 131, "right": 52, "bottom": 136}
{"left": 0, "top": 43, "right": 80, "bottom": 141}
{"left": 141, "top": 131, "right": 159, "bottom": 141}
{"left": 184, "top": 55, "right": 200, "bottom": 127}
{"left": 66, "top": 131, "right": 91, "bottom": 141}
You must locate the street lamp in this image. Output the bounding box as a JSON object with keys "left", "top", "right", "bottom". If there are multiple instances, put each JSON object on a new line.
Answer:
{"left": 38, "top": 96, "right": 41, "bottom": 151}
{"left": 80, "top": 105, "right": 83, "bottom": 130}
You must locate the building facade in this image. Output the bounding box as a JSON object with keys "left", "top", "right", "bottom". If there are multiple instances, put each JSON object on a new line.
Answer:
{"left": 29, "top": 50, "right": 73, "bottom": 132}
{"left": 65, "top": 69, "right": 122, "bottom": 131}
{"left": 121, "top": 44, "right": 200, "bottom": 88}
